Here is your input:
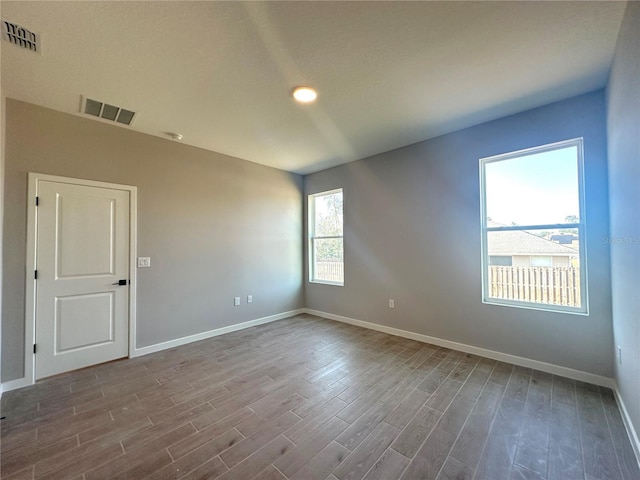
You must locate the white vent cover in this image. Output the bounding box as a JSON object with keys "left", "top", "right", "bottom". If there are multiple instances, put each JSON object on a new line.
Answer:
{"left": 81, "top": 96, "right": 136, "bottom": 126}
{"left": 2, "top": 19, "right": 40, "bottom": 53}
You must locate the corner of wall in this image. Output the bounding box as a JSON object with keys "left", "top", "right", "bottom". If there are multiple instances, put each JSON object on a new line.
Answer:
{"left": 1, "top": 85, "right": 5, "bottom": 386}
{"left": 607, "top": 1, "right": 640, "bottom": 469}
{"left": 614, "top": 386, "right": 640, "bottom": 469}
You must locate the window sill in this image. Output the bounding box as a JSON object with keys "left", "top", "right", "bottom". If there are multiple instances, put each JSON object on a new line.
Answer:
{"left": 483, "top": 297, "right": 588, "bottom": 316}
{"left": 310, "top": 279, "right": 344, "bottom": 287}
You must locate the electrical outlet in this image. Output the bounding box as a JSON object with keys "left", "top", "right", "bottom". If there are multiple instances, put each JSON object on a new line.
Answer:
{"left": 234, "top": 296, "right": 240, "bottom": 306}
{"left": 247, "top": 295, "right": 253, "bottom": 303}
{"left": 617, "top": 346, "right": 622, "bottom": 365}
{"left": 389, "top": 299, "right": 395, "bottom": 309}
{"left": 137, "top": 257, "right": 151, "bottom": 268}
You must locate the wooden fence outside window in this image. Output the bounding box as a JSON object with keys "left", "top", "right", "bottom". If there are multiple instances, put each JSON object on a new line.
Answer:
{"left": 488, "top": 265, "right": 581, "bottom": 307}
{"left": 315, "top": 261, "right": 344, "bottom": 283}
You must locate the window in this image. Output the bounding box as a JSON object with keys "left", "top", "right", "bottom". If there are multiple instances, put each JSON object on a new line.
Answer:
{"left": 480, "top": 138, "right": 587, "bottom": 313}
{"left": 530, "top": 256, "right": 553, "bottom": 267}
{"left": 489, "top": 255, "right": 513, "bottom": 266}
{"left": 309, "top": 189, "right": 344, "bottom": 285}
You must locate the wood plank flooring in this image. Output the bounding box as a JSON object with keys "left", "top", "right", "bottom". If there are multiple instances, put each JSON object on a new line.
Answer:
{"left": 1, "top": 314, "right": 638, "bottom": 480}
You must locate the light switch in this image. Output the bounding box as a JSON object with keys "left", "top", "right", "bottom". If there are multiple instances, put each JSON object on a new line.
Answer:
{"left": 138, "top": 257, "right": 151, "bottom": 268}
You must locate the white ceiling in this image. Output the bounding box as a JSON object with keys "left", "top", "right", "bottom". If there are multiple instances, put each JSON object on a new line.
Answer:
{"left": 1, "top": 1, "right": 627, "bottom": 174}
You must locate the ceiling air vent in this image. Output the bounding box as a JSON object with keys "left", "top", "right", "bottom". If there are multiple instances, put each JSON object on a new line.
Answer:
{"left": 81, "top": 97, "right": 136, "bottom": 126}
{"left": 2, "top": 19, "right": 40, "bottom": 53}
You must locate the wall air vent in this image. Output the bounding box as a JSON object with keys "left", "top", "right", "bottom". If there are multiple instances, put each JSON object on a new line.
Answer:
{"left": 2, "top": 19, "right": 40, "bottom": 53}
{"left": 81, "top": 97, "right": 136, "bottom": 126}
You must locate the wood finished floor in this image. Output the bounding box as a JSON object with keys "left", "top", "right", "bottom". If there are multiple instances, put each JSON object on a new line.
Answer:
{"left": 1, "top": 315, "right": 638, "bottom": 480}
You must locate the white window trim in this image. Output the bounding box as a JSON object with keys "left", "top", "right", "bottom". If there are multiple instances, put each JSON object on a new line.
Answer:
{"left": 309, "top": 188, "right": 344, "bottom": 286}
{"left": 479, "top": 138, "right": 588, "bottom": 315}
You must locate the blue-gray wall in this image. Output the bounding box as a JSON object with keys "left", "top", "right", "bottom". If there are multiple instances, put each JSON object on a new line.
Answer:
{"left": 305, "top": 91, "right": 613, "bottom": 377}
{"left": 607, "top": 0, "right": 640, "bottom": 451}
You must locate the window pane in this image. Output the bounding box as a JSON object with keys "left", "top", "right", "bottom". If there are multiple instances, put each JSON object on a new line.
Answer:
{"left": 485, "top": 146, "right": 579, "bottom": 226}
{"left": 314, "top": 192, "right": 343, "bottom": 237}
{"left": 487, "top": 228, "right": 581, "bottom": 308}
{"left": 530, "top": 256, "right": 553, "bottom": 267}
{"left": 489, "top": 255, "right": 513, "bottom": 266}
{"left": 313, "top": 238, "right": 343, "bottom": 283}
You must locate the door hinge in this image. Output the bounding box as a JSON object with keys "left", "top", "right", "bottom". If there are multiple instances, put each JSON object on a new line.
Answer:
{"left": 33, "top": 344, "right": 37, "bottom": 354}
{"left": 34, "top": 270, "right": 38, "bottom": 280}
{"left": 35, "top": 196, "right": 39, "bottom": 206}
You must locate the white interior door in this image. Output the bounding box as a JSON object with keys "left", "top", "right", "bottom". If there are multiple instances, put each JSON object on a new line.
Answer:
{"left": 35, "top": 179, "right": 130, "bottom": 379}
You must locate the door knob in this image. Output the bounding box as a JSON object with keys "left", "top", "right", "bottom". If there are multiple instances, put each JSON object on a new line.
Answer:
{"left": 112, "top": 279, "right": 128, "bottom": 286}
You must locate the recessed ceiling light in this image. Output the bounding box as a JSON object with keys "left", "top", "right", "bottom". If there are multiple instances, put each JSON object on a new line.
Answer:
{"left": 292, "top": 86, "right": 317, "bottom": 103}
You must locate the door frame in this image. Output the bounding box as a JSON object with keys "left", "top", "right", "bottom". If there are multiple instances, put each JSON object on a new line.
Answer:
{"left": 24, "top": 172, "right": 137, "bottom": 384}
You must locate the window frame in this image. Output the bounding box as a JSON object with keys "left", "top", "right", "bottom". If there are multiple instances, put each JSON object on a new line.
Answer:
{"left": 479, "top": 138, "right": 588, "bottom": 315}
{"left": 308, "top": 188, "right": 344, "bottom": 286}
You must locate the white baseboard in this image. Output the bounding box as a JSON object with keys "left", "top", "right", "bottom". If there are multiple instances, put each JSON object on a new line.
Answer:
{"left": 1, "top": 308, "right": 305, "bottom": 393}
{"left": 305, "top": 308, "right": 616, "bottom": 389}
{"left": 1, "top": 376, "right": 32, "bottom": 393}
{"left": 614, "top": 388, "right": 640, "bottom": 469}
{"left": 132, "top": 309, "right": 305, "bottom": 357}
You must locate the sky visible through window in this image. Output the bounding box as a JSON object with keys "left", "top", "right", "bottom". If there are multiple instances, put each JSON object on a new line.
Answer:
{"left": 485, "top": 146, "right": 579, "bottom": 226}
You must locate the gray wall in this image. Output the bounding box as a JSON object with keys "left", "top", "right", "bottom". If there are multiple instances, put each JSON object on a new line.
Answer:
{"left": 2, "top": 100, "right": 303, "bottom": 382}
{"left": 607, "top": 1, "right": 640, "bottom": 445}
{"left": 1, "top": 92, "right": 5, "bottom": 388}
{"left": 305, "top": 91, "right": 614, "bottom": 377}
